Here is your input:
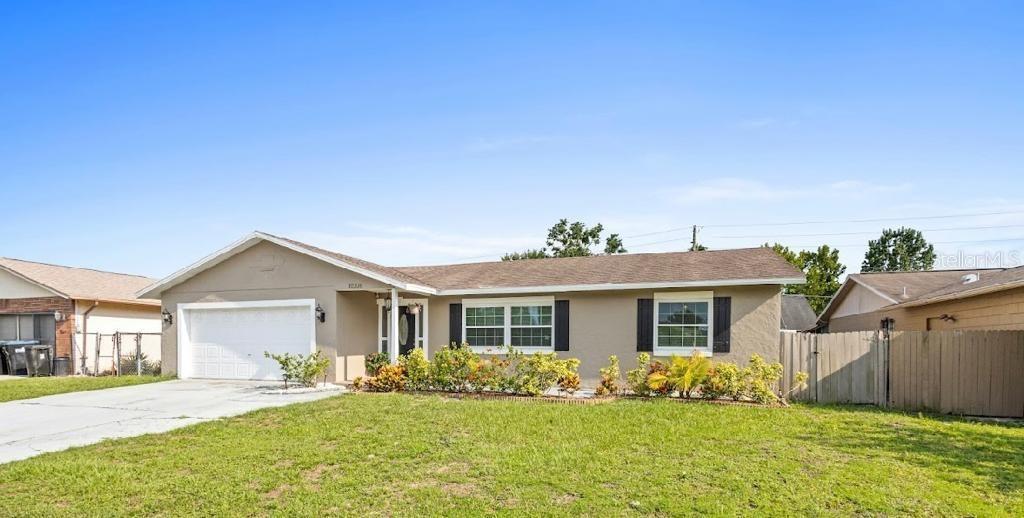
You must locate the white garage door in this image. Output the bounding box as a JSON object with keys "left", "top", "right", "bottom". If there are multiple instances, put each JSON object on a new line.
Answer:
{"left": 183, "top": 302, "right": 314, "bottom": 380}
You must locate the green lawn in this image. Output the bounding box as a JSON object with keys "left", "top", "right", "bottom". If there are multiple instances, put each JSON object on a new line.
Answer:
{"left": 0, "top": 375, "right": 170, "bottom": 402}
{"left": 1, "top": 394, "right": 1022, "bottom": 516}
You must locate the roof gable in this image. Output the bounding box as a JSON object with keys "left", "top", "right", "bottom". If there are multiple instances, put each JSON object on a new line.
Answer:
{"left": 0, "top": 258, "right": 157, "bottom": 305}
{"left": 138, "top": 232, "right": 434, "bottom": 299}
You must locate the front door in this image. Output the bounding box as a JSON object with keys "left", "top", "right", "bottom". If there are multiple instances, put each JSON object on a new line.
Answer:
{"left": 380, "top": 304, "right": 423, "bottom": 356}
{"left": 398, "top": 306, "right": 416, "bottom": 356}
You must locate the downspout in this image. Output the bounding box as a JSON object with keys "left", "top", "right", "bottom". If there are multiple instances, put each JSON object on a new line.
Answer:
{"left": 80, "top": 300, "right": 99, "bottom": 374}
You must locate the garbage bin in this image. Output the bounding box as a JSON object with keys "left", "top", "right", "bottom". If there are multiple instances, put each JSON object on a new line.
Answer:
{"left": 53, "top": 357, "right": 71, "bottom": 377}
{"left": 0, "top": 340, "right": 39, "bottom": 376}
{"left": 25, "top": 345, "right": 53, "bottom": 377}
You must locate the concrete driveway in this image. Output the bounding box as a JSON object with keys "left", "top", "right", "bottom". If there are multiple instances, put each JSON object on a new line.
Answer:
{"left": 0, "top": 379, "right": 342, "bottom": 464}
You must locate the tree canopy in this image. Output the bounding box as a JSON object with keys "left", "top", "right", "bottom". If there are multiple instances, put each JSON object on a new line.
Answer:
{"left": 502, "top": 219, "right": 627, "bottom": 261}
{"left": 861, "top": 227, "right": 936, "bottom": 272}
{"left": 767, "top": 243, "right": 846, "bottom": 314}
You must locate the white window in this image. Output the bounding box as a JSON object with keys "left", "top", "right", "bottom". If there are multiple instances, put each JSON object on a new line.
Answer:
{"left": 463, "top": 297, "right": 554, "bottom": 353}
{"left": 654, "top": 292, "right": 713, "bottom": 356}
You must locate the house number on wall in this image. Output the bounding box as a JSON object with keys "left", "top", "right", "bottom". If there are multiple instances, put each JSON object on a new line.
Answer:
{"left": 348, "top": 283, "right": 363, "bottom": 289}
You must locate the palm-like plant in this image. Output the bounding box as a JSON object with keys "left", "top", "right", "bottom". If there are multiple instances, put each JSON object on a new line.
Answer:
{"left": 665, "top": 352, "right": 711, "bottom": 398}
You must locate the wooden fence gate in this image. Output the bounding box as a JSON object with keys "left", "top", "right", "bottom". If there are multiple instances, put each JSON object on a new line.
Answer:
{"left": 779, "top": 330, "right": 1024, "bottom": 418}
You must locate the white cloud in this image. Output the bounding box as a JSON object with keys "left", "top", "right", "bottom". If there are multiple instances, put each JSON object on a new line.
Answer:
{"left": 290, "top": 224, "right": 540, "bottom": 266}
{"left": 734, "top": 117, "right": 799, "bottom": 130}
{"left": 667, "top": 178, "right": 916, "bottom": 205}
{"left": 667, "top": 178, "right": 807, "bottom": 203}
{"left": 465, "top": 135, "right": 562, "bottom": 153}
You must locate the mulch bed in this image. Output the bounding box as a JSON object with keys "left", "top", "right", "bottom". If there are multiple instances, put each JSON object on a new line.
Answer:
{"left": 351, "top": 389, "right": 785, "bottom": 407}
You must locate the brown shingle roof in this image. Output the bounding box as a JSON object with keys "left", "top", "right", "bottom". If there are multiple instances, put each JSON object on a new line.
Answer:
{"left": 0, "top": 258, "right": 159, "bottom": 306}
{"left": 267, "top": 234, "right": 432, "bottom": 286}
{"left": 394, "top": 247, "right": 803, "bottom": 291}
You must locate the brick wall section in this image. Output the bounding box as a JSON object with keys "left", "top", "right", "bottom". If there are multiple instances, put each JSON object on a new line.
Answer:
{"left": 0, "top": 297, "right": 76, "bottom": 357}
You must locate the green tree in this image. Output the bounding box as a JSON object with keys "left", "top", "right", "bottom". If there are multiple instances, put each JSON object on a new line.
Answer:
{"left": 501, "top": 249, "right": 549, "bottom": 261}
{"left": 546, "top": 219, "right": 604, "bottom": 257}
{"left": 503, "top": 219, "right": 627, "bottom": 261}
{"left": 767, "top": 243, "right": 846, "bottom": 314}
{"left": 861, "top": 227, "right": 936, "bottom": 272}
{"left": 604, "top": 233, "right": 627, "bottom": 254}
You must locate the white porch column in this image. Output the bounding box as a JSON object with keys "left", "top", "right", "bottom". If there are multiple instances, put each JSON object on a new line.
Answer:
{"left": 389, "top": 288, "right": 400, "bottom": 363}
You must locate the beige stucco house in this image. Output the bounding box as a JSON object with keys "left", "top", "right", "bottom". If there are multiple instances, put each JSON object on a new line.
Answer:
{"left": 138, "top": 232, "right": 804, "bottom": 384}
{"left": 820, "top": 266, "right": 1024, "bottom": 332}
{"left": 0, "top": 258, "right": 161, "bottom": 374}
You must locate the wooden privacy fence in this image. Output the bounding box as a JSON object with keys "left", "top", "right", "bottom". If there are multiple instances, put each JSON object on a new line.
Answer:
{"left": 779, "top": 330, "right": 1024, "bottom": 418}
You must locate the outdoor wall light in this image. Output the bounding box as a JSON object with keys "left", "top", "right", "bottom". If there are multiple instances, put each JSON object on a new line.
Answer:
{"left": 161, "top": 309, "right": 174, "bottom": 325}
{"left": 53, "top": 310, "right": 64, "bottom": 322}
{"left": 315, "top": 304, "right": 326, "bottom": 323}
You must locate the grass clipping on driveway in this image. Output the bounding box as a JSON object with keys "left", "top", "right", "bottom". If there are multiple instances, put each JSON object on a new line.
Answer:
{"left": 0, "top": 375, "right": 170, "bottom": 403}
{"left": 1, "top": 394, "right": 1023, "bottom": 516}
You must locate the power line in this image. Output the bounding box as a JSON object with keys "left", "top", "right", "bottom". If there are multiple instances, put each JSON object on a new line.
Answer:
{"left": 629, "top": 235, "right": 1024, "bottom": 250}
{"left": 707, "top": 223, "right": 1024, "bottom": 240}
{"left": 622, "top": 209, "right": 1024, "bottom": 238}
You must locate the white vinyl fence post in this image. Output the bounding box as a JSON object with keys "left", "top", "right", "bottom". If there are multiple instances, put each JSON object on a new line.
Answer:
{"left": 136, "top": 333, "right": 142, "bottom": 375}
{"left": 94, "top": 334, "right": 100, "bottom": 376}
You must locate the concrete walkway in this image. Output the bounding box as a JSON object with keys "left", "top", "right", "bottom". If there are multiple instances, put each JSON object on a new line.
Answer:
{"left": 0, "top": 379, "right": 343, "bottom": 464}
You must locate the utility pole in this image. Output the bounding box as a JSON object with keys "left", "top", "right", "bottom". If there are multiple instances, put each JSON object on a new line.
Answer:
{"left": 690, "top": 225, "right": 699, "bottom": 252}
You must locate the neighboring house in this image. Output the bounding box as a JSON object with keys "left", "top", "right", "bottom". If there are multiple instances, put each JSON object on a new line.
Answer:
{"left": 139, "top": 232, "right": 804, "bottom": 384}
{"left": 0, "top": 258, "right": 161, "bottom": 373}
{"left": 781, "top": 294, "right": 817, "bottom": 332}
{"left": 819, "top": 266, "right": 1024, "bottom": 332}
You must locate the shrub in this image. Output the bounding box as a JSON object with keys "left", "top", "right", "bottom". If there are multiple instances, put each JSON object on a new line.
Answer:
{"left": 626, "top": 353, "right": 652, "bottom": 396}
{"left": 264, "top": 350, "right": 331, "bottom": 388}
{"left": 746, "top": 354, "right": 785, "bottom": 404}
{"left": 507, "top": 349, "right": 580, "bottom": 396}
{"left": 118, "top": 352, "right": 161, "bottom": 376}
{"left": 783, "top": 371, "right": 810, "bottom": 401}
{"left": 399, "top": 348, "right": 430, "bottom": 391}
{"left": 428, "top": 343, "right": 477, "bottom": 392}
{"left": 702, "top": 362, "right": 744, "bottom": 400}
{"left": 558, "top": 372, "right": 581, "bottom": 394}
{"left": 645, "top": 360, "right": 671, "bottom": 396}
{"left": 365, "top": 352, "right": 389, "bottom": 377}
{"left": 468, "top": 356, "right": 512, "bottom": 393}
{"left": 596, "top": 355, "right": 621, "bottom": 396}
{"left": 352, "top": 376, "right": 365, "bottom": 391}
{"left": 365, "top": 364, "right": 406, "bottom": 392}
{"left": 665, "top": 352, "right": 711, "bottom": 398}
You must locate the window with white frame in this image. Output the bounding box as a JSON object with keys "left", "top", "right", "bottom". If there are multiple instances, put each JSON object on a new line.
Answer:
{"left": 463, "top": 297, "right": 554, "bottom": 352}
{"left": 654, "top": 293, "right": 713, "bottom": 355}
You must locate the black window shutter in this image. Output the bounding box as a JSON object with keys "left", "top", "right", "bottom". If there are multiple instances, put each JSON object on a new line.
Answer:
{"left": 637, "top": 298, "right": 654, "bottom": 351}
{"left": 713, "top": 297, "right": 732, "bottom": 353}
{"left": 554, "top": 300, "right": 570, "bottom": 351}
{"left": 449, "top": 303, "right": 463, "bottom": 346}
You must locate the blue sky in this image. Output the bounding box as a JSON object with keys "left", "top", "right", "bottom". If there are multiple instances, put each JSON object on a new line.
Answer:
{"left": 2, "top": 1, "right": 1023, "bottom": 279}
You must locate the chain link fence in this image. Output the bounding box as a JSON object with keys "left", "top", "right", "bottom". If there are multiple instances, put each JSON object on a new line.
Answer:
{"left": 79, "top": 332, "right": 162, "bottom": 376}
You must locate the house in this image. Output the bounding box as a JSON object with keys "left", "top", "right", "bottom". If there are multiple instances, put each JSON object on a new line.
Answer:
{"left": 0, "top": 258, "right": 161, "bottom": 374}
{"left": 138, "top": 232, "right": 804, "bottom": 384}
{"left": 781, "top": 294, "right": 817, "bottom": 332}
{"left": 819, "top": 266, "right": 1024, "bottom": 332}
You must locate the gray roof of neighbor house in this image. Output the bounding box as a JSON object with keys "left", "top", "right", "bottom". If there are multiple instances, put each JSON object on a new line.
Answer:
{"left": 139, "top": 232, "right": 806, "bottom": 298}
{"left": 0, "top": 257, "right": 159, "bottom": 306}
{"left": 820, "top": 266, "right": 1024, "bottom": 321}
{"left": 847, "top": 269, "right": 1002, "bottom": 303}
{"left": 781, "top": 295, "right": 817, "bottom": 331}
